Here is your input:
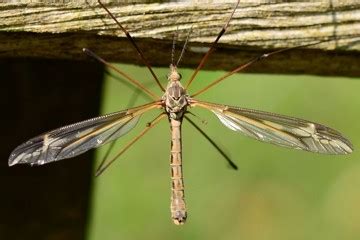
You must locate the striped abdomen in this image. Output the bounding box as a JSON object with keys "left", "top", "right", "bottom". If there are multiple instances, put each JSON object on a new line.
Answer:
{"left": 169, "top": 118, "right": 187, "bottom": 225}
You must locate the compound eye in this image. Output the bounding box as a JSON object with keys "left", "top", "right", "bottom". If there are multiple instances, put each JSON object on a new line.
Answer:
{"left": 178, "top": 73, "right": 182, "bottom": 80}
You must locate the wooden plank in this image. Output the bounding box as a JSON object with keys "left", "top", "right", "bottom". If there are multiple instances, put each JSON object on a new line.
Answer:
{"left": 0, "top": 1, "right": 359, "bottom": 76}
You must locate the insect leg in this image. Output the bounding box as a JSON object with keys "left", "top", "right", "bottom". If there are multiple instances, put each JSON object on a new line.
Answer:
{"left": 185, "top": 0, "right": 240, "bottom": 89}
{"left": 184, "top": 115, "right": 238, "bottom": 170}
{"left": 95, "top": 113, "right": 166, "bottom": 177}
{"left": 83, "top": 48, "right": 160, "bottom": 100}
{"left": 97, "top": 0, "right": 165, "bottom": 92}
{"left": 191, "top": 40, "right": 333, "bottom": 97}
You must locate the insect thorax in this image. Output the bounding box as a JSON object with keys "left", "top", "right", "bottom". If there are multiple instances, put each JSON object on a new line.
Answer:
{"left": 163, "top": 66, "right": 189, "bottom": 120}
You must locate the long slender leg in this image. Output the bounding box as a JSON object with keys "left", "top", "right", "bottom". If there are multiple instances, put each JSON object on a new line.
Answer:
{"left": 103, "top": 69, "right": 155, "bottom": 104}
{"left": 97, "top": 0, "right": 165, "bottom": 92}
{"left": 83, "top": 48, "right": 159, "bottom": 100}
{"left": 96, "top": 141, "right": 117, "bottom": 174}
{"left": 95, "top": 113, "right": 166, "bottom": 177}
{"left": 191, "top": 41, "right": 331, "bottom": 97}
{"left": 95, "top": 70, "right": 156, "bottom": 175}
{"left": 185, "top": 0, "right": 240, "bottom": 89}
{"left": 184, "top": 115, "right": 238, "bottom": 170}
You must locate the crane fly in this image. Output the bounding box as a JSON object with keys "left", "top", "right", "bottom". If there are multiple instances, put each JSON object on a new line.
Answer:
{"left": 8, "top": 0, "right": 353, "bottom": 225}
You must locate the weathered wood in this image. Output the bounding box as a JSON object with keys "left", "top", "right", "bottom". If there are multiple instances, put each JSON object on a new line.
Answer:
{"left": 0, "top": 1, "right": 359, "bottom": 76}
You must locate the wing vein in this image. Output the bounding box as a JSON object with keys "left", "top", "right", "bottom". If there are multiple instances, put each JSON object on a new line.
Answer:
{"left": 192, "top": 100, "right": 353, "bottom": 155}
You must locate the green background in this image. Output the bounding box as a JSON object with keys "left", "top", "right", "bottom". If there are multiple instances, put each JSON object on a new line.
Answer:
{"left": 88, "top": 63, "right": 360, "bottom": 240}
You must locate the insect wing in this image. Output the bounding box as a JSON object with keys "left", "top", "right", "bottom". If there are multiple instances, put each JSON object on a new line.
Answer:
{"left": 195, "top": 101, "right": 353, "bottom": 154}
{"left": 9, "top": 103, "right": 158, "bottom": 166}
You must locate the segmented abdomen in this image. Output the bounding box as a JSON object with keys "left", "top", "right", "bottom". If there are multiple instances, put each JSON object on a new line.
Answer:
{"left": 169, "top": 118, "right": 187, "bottom": 225}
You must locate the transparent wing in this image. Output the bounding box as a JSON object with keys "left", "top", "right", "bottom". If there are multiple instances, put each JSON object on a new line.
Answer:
{"left": 194, "top": 100, "right": 353, "bottom": 154}
{"left": 9, "top": 102, "right": 159, "bottom": 166}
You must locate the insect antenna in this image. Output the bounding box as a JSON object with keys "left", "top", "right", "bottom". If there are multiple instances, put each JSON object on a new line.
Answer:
{"left": 97, "top": 0, "right": 165, "bottom": 92}
{"left": 185, "top": 0, "right": 240, "bottom": 89}
{"left": 184, "top": 115, "right": 238, "bottom": 170}
{"left": 171, "top": 28, "right": 178, "bottom": 66}
{"left": 176, "top": 26, "right": 193, "bottom": 67}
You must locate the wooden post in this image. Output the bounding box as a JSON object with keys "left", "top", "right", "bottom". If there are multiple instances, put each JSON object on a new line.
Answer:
{"left": 0, "top": 1, "right": 359, "bottom": 76}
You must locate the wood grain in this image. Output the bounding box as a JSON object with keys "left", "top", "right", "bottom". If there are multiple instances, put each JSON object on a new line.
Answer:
{"left": 1, "top": 1, "right": 359, "bottom": 76}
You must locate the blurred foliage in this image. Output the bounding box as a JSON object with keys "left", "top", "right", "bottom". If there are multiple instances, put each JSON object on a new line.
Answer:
{"left": 87, "top": 63, "right": 360, "bottom": 240}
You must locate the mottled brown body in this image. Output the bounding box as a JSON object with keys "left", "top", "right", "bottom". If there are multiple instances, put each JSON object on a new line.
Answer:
{"left": 162, "top": 64, "right": 189, "bottom": 224}
{"left": 169, "top": 118, "right": 186, "bottom": 224}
